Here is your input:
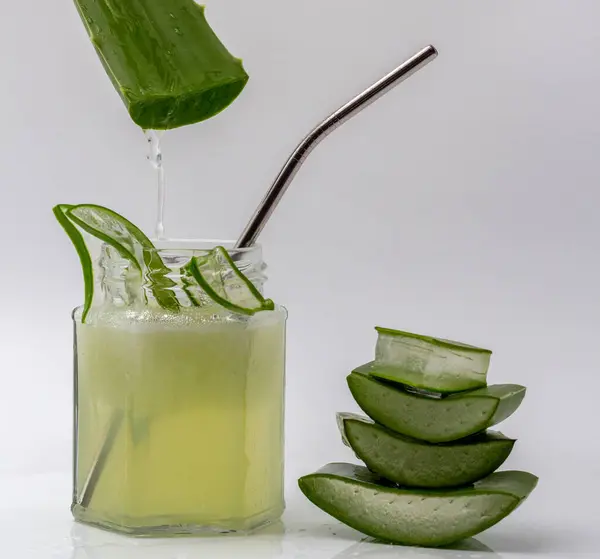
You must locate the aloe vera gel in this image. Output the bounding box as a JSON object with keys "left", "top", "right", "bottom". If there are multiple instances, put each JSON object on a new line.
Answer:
{"left": 57, "top": 207, "right": 286, "bottom": 535}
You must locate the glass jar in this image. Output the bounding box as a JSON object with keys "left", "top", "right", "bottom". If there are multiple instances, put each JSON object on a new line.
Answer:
{"left": 71, "top": 241, "right": 287, "bottom": 535}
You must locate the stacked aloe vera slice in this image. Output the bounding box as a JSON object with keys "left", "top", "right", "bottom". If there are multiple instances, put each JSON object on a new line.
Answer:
{"left": 299, "top": 327, "right": 537, "bottom": 547}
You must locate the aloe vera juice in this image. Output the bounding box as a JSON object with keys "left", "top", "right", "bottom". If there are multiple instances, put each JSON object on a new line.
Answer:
{"left": 73, "top": 307, "right": 286, "bottom": 533}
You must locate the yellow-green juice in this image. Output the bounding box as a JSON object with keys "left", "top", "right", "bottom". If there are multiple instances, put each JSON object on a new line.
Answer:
{"left": 72, "top": 307, "right": 286, "bottom": 534}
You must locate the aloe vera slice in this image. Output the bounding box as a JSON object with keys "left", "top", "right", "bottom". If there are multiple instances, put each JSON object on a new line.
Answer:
{"left": 338, "top": 414, "right": 515, "bottom": 488}
{"left": 298, "top": 463, "right": 537, "bottom": 547}
{"left": 183, "top": 247, "right": 275, "bottom": 315}
{"left": 362, "top": 327, "right": 492, "bottom": 393}
{"left": 76, "top": 206, "right": 176, "bottom": 310}
{"left": 348, "top": 370, "right": 525, "bottom": 443}
{"left": 67, "top": 205, "right": 146, "bottom": 267}
{"left": 53, "top": 205, "right": 94, "bottom": 322}
{"left": 66, "top": 204, "right": 180, "bottom": 312}
{"left": 74, "top": 0, "right": 248, "bottom": 129}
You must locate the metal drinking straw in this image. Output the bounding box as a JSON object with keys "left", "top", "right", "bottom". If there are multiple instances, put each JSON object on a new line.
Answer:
{"left": 235, "top": 45, "right": 438, "bottom": 249}
{"left": 78, "top": 44, "right": 438, "bottom": 509}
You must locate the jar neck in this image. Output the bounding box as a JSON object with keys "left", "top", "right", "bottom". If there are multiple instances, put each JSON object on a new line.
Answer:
{"left": 96, "top": 243, "right": 267, "bottom": 311}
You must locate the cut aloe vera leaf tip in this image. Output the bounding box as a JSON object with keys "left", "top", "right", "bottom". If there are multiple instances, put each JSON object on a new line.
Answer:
{"left": 74, "top": 0, "right": 248, "bottom": 129}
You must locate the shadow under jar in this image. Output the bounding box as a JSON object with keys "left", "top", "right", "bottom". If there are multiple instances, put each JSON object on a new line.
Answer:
{"left": 71, "top": 241, "right": 287, "bottom": 535}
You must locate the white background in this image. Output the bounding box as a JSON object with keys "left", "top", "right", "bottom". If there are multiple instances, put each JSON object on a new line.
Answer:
{"left": 2, "top": 0, "right": 600, "bottom": 557}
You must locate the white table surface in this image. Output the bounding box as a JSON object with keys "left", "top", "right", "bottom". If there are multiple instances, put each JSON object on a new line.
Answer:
{"left": 4, "top": 471, "right": 596, "bottom": 559}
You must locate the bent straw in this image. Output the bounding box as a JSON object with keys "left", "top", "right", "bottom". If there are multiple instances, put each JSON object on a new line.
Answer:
{"left": 235, "top": 45, "right": 438, "bottom": 249}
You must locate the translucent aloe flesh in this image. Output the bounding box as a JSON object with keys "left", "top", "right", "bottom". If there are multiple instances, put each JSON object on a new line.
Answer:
{"left": 65, "top": 204, "right": 180, "bottom": 313}
{"left": 182, "top": 248, "right": 275, "bottom": 316}
{"left": 348, "top": 370, "right": 526, "bottom": 443}
{"left": 74, "top": 0, "right": 249, "bottom": 129}
{"left": 298, "top": 463, "right": 538, "bottom": 547}
{"left": 338, "top": 414, "right": 515, "bottom": 488}
{"left": 361, "top": 327, "right": 492, "bottom": 393}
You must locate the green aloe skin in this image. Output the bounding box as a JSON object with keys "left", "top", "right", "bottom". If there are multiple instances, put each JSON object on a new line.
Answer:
{"left": 338, "top": 413, "right": 515, "bottom": 489}
{"left": 73, "top": 0, "right": 249, "bottom": 129}
{"left": 65, "top": 204, "right": 180, "bottom": 312}
{"left": 299, "top": 463, "right": 538, "bottom": 548}
{"left": 348, "top": 370, "right": 526, "bottom": 443}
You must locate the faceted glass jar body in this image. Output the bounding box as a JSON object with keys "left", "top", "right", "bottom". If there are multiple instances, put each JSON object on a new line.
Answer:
{"left": 71, "top": 242, "right": 286, "bottom": 535}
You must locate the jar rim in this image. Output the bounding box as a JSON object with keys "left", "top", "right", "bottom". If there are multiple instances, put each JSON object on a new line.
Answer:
{"left": 146, "top": 238, "right": 262, "bottom": 254}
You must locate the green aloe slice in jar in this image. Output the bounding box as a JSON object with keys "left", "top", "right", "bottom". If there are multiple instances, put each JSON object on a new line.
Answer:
{"left": 337, "top": 413, "right": 515, "bottom": 488}
{"left": 182, "top": 247, "right": 275, "bottom": 315}
{"left": 54, "top": 205, "right": 276, "bottom": 321}
{"left": 53, "top": 205, "right": 95, "bottom": 322}
{"left": 298, "top": 463, "right": 538, "bottom": 547}
{"left": 347, "top": 369, "right": 526, "bottom": 443}
{"left": 56, "top": 204, "right": 180, "bottom": 315}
